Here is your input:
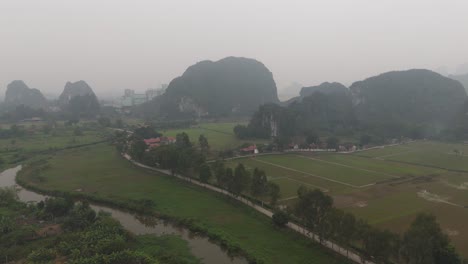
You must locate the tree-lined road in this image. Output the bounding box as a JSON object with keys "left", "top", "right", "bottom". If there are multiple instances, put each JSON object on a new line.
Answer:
{"left": 123, "top": 153, "right": 372, "bottom": 264}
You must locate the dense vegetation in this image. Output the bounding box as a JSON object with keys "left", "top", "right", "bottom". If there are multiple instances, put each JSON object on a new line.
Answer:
{"left": 18, "top": 143, "right": 347, "bottom": 264}
{"left": 292, "top": 186, "right": 464, "bottom": 264}
{"left": 237, "top": 69, "right": 468, "bottom": 144}
{"left": 0, "top": 187, "right": 200, "bottom": 264}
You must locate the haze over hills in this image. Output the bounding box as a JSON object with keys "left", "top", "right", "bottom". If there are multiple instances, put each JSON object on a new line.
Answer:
{"left": 350, "top": 69, "right": 467, "bottom": 125}
{"left": 277, "top": 82, "right": 303, "bottom": 101}
{"left": 449, "top": 74, "right": 468, "bottom": 93}
{"left": 284, "top": 82, "right": 349, "bottom": 105}
{"left": 59, "top": 81, "right": 98, "bottom": 105}
{"left": 58, "top": 80, "right": 100, "bottom": 118}
{"left": 239, "top": 69, "right": 468, "bottom": 141}
{"left": 140, "top": 57, "right": 279, "bottom": 118}
{"left": 4, "top": 80, "right": 48, "bottom": 110}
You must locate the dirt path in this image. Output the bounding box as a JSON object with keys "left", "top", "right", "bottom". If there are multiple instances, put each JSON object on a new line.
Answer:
{"left": 122, "top": 153, "right": 372, "bottom": 264}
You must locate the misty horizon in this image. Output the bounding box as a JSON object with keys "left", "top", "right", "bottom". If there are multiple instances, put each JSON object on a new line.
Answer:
{"left": 1, "top": 0, "right": 468, "bottom": 99}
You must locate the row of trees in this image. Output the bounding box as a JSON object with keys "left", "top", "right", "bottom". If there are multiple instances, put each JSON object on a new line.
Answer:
{"left": 119, "top": 128, "right": 464, "bottom": 263}
{"left": 209, "top": 161, "right": 281, "bottom": 206}
{"left": 121, "top": 127, "right": 281, "bottom": 206}
{"left": 293, "top": 187, "right": 464, "bottom": 264}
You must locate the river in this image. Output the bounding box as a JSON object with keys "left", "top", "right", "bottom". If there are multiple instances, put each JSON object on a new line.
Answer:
{"left": 0, "top": 165, "right": 248, "bottom": 264}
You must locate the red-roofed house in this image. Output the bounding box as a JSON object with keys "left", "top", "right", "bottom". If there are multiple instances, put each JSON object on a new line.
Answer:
{"left": 144, "top": 136, "right": 176, "bottom": 149}
{"left": 240, "top": 144, "right": 258, "bottom": 154}
{"left": 144, "top": 138, "right": 161, "bottom": 145}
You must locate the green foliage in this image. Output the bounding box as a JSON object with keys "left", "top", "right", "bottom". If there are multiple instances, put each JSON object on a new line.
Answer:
{"left": 133, "top": 126, "right": 162, "bottom": 139}
{"left": 239, "top": 91, "right": 356, "bottom": 141}
{"left": 267, "top": 182, "right": 280, "bottom": 206}
{"left": 272, "top": 211, "right": 289, "bottom": 227}
{"left": 0, "top": 187, "right": 18, "bottom": 206}
{"left": 400, "top": 213, "right": 462, "bottom": 264}
{"left": 233, "top": 125, "right": 250, "bottom": 139}
{"left": 27, "top": 248, "right": 57, "bottom": 263}
{"left": 129, "top": 139, "right": 147, "bottom": 161}
{"left": 176, "top": 132, "right": 192, "bottom": 148}
{"left": 230, "top": 163, "right": 251, "bottom": 196}
{"left": 250, "top": 168, "right": 268, "bottom": 198}
{"left": 62, "top": 201, "right": 97, "bottom": 231}
{"left": 198, "top": 163, "right": 212, "bottom": 183}
{"left": 0, "top": 216, "right": 15, "bottom": 234}
{"left": 198, "top": 134, "right": 209, "bottom": 154}
{"left": 135, "top": 235, "right": 201, "bottom": 264}
{"left": 43, "top": 196, "right": 74, "bottom": 218}
{"left": 295, "top": 187, "right": 333, "bottom": 241}
{"left": 326, "top": 136, "right": 339, "bottom": 149}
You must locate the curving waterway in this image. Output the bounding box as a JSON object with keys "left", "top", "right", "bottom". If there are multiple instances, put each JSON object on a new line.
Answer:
{"left": 0, "top": 165, "right": 248, "bottom": 264}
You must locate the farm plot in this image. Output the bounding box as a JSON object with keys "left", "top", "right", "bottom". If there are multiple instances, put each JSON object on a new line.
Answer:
{"left": 162, "top": 122, "right": 267, "bottom": 151}
{"left": 358, "top": 141, "right": 468, "bottom": 171}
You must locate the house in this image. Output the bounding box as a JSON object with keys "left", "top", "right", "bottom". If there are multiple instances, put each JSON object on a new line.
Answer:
{"left": 240, "top": 144, "right": 258, "bottom": 154}
{"left": 144, "top": 136, "right": 176, "bottom": 149}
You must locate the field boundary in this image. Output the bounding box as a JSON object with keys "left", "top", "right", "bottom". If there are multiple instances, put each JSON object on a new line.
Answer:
{"left": 270, "top": 176, "right": 330, "bottom": 193}
{"left": 295, "top": 155, "right": 400, "bottom": 179}
{"left": 252, "top": 157, "right": 371, "bottom": 188}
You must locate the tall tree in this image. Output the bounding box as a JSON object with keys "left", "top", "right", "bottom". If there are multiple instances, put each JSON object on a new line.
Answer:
{"left": 176, "top": 132, "right": 192, "bottom": 148}
{"left": 230, "top": 164, "right": 251, "bottom": 196}
{"left": 199, "top": 163, "right": 212, "bottom": 183}
{"left": 340, "top": 212, "right": 357, "bottom": 257}
{"left": 213, "top": 160, "right": 226, "bottom": 187}
{"left": 198, "top": 134, "right": 210, "bottom": 155}
{"left": 400, "top": 213, "right": 461, "bottom": 264}
{"left": 224, "top": 168, "right": 234, "bottom": 192}
{"left": 268, "top": 182, "right": 280, "bottom": 206}
{"left": 295, "top": 188, "right": 333, "bottom": 241}
{"left": 362, "top": 227, "right": 399, "bottom": 264}
{"left": 250, "top": 168, "right": 268, "bottom": 202}
{"left": 129, "top": 139, "right": 147, "bottom": 161}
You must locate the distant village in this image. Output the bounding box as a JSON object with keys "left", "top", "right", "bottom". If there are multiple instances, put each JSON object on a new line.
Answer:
{"left": 112, "top": 84, "right": 167, "bottom": 113}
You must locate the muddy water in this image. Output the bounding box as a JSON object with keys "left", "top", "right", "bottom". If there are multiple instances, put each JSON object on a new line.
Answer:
{"left": 0, "top": 166, "right": 248, "bottom": 264}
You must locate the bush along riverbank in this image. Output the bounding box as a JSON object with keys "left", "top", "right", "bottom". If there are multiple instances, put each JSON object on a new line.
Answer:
{"left": 0, "top": 187, "right": 201, "bottom": 264}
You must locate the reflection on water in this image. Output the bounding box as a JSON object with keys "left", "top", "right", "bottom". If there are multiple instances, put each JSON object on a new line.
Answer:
{"left": 0, "top": 166, "right": 247, "bottom": 264}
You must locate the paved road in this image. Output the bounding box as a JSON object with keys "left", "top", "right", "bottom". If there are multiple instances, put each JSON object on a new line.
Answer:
{"left": 122, "top": 153, "right": 373, "bottom": 264}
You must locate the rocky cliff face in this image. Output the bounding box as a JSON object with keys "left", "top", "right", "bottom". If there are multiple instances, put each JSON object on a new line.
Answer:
{"left": 4, "top": 80, "right": 47, "bottom": 109}
{"left": 59, "top": 81, "right": 97, "bottom": 106}
{"left": 157, "top": 57, "right": 279, "bottom": 118}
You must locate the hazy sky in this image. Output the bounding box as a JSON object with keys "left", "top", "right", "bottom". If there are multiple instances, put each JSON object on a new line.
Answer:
{"left": 1, "top": 0, "right": 467, "bottom": 99}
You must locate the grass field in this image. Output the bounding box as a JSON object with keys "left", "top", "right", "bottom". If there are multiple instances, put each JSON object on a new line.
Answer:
{"left": 356, "top": 141, "right": 468, "bottom": 171}
{"left": 17, "top": 143, "right": 347, "bottom": 264}
{"left": 226, "top": 141, "right": 468, "bottom": 256}
{"left": 162, "top": 122, "right": 267, "bottom": 151}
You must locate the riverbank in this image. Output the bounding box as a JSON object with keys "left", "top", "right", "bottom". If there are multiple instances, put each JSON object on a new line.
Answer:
{"left": 17, "top": 143, "right": 350, "bottom": 264}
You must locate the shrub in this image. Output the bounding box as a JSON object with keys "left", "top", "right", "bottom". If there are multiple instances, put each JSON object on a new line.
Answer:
{"left": 272, "top": 211, "right": 289, "bottom": 227}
